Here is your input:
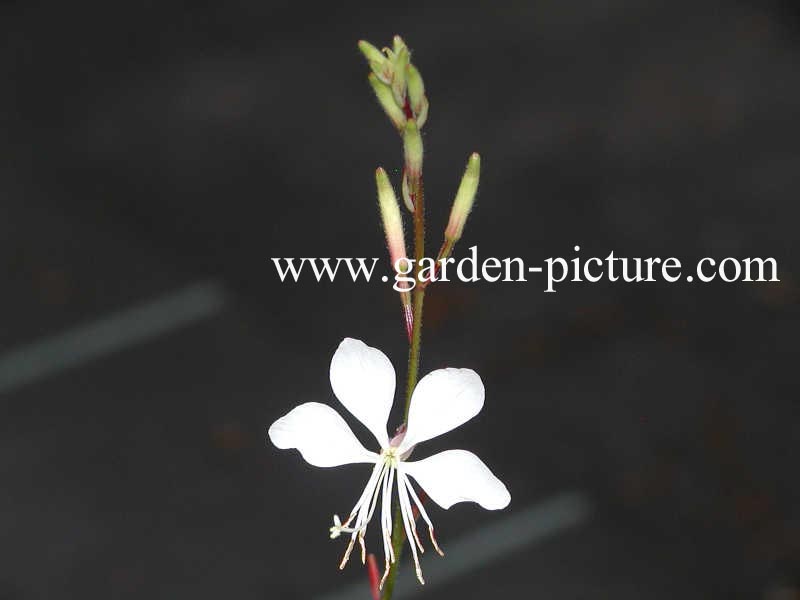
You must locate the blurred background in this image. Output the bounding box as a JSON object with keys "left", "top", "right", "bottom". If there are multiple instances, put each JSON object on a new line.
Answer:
{"left": 2, "top": 1, "right": 799, "bottom": 598}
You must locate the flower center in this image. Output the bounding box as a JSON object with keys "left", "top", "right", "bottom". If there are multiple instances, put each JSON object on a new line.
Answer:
{"left": 380, "top": 446, "right": 400, "bottom": 468}
{"left": 330, "top": 444, "right": 442, "bottom": 588}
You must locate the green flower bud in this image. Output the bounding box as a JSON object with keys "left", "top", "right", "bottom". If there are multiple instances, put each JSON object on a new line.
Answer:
{"left": 406, "top": 64, "right": 426, "bottom": 116}
{"left": 376, "top": 167, "right": 407, "bottom": 269}
{"left": 368, "top": 73, "right": 406, "bottom": 131}
{"left": 358, "top": 40, "right": 394, "bottom": 83}
{"left": 358, "top": 40, "right": 392, "bottom": 84}
{"left": 445, "top": 153, "right": 480, "bottom": 242}
{"left": 391, "top": 47, "right": 409, "bottom": 106}
{"left": 392, "top": 35, "right": 408, "bottom": 55}
{"left": 358, "top": 39, "right": 384, "bottom": 64}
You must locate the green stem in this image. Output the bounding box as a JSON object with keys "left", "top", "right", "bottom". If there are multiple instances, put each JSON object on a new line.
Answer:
{"left": 403, "top": 288, "right": 425, "bottom": 419}
{"left": 404, "top": 174, "right": 425, "bottom": 418}
{"left": 381, "top": 173, "right": 425, "bottom": 600}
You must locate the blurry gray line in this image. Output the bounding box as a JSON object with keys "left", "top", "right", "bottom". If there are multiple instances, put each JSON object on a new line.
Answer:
{"left": 316, "top": 491, "right": 592, "bottom": 600}
{"left": 0, "top": 281, "right": 227, "bottom": 393}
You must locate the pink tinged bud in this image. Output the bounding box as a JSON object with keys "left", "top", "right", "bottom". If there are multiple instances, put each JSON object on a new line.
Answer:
{"left": 375, "top": 168, "right": 407, "bottom": 269}
{"left": 403, "top": 119, "right": 423, "bottom": 179}
{"left": 445, "top": 152, "right": 481, "bottom": 242}
{"left": 377, "top": 167, "right": 413, "bottom": 338}
{"left": 368, "top": 73, "right": 406, "bottom": 131}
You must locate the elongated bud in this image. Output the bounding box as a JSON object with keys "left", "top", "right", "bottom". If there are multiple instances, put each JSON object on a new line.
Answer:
{"left": 403, "top": 119, "right": 423, "bottom": 179}
{"left": 377, "top": 167, "right": 413, "bottom": 339}
{"left": 406, "top": 64, "right": 425, "bottom": 116}
{"left": 391, "top": 47, "right": 409, "bottom": 106}
{"left": 376, "top": 168, "right": 407, "bottom": 268}
{"left": 358, "top": 39, "right": 384, "bottom": 63}
{"left": 358, "top": 40, "right": 392, "bottom": 83}
{"left": 368, "top": 73, "right": 406, "bottom": 131}
{"left": 445, "top": 153, "right": 480, "bottom": 241}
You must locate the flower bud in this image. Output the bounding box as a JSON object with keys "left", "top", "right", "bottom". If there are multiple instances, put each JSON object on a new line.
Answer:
{"left": 368, "top": 73, "right": 406, "bottom": 131}
{"left": 445, "top": 153, "right": 480, "bottom": 242}
{"left": 406, "top": 64, "right": 426, "bottom": 117}
{"left": 392, "top": 35, "right": 408, "bottom": 55}
{"left": 376, "top": 167, "right": 407, "bottom": 268}
{"left": 358, "top": 39, "right": 384, "bottom": 65}
{"left": 403, "top": 119, "right": 423, "bottom": 179}
{"left": 358, "top": 40, "right": 392, "bottom": 84}
{"left": 391, "top": 47, "right": 409, "bottom": 106}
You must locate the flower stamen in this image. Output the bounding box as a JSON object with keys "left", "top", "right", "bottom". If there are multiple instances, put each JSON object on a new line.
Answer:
{"left": 403, "top": 474, "right": 445, "bottom": 556}
{"left": 337, "top": 461, "right": 386, "bottom": 570}
{"left": 396, "top": 468, "right": 425, "bottom": 584}
{"left": 379, "top": 462, "right": 396, "bottom": 589}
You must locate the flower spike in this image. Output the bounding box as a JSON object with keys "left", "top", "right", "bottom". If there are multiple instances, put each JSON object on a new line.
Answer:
{"left": 270, "top": 32, "right": 502, "bottom": 598}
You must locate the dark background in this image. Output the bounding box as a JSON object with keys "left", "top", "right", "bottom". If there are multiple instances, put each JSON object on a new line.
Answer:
{"left": 2, "top": 1, "right": 799, "bottom": 598}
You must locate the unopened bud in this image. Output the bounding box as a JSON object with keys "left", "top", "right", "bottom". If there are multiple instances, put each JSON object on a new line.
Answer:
{"left": 392, "top": 35, "right": 408, "bottom": 55}
{"left": 445, "top": 153, "right": 480, "bottom": 241}
{"left": 358, "top": 40, "right": 392, "bottom": 84}
{"left": 376, "top": 167, "right": 407, "bottom": 268}
{"left": 406, "top": 64, "right": 426, "bottom": 116}
{"left": 368, "top": 73, "right": 406, "bottom": 131}
{"left": 391, "top": 47, "right": 409, "bottom": 106}
{"left": 358, "top": 39, "right": 384, "bottom": 64}
{"left": 403, "top": 119, "right": 423, "bottom": 178}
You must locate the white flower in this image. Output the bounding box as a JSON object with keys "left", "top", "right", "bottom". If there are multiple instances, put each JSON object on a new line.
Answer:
{"left": 268, "top": 338, "right": 510, "bottom": 586}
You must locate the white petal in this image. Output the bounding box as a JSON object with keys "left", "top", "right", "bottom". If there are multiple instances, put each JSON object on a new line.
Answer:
{"left": 268, "top": 402, "right": 377, "bottom": 468}
{"left": 402, "top": 449, "right": 511, "bottom": 510}
{"left": 399, "top": 368, "right": 484, "bottom": 452}
{"left": 329, "top": 338, "right": 395, "bottom": 447}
